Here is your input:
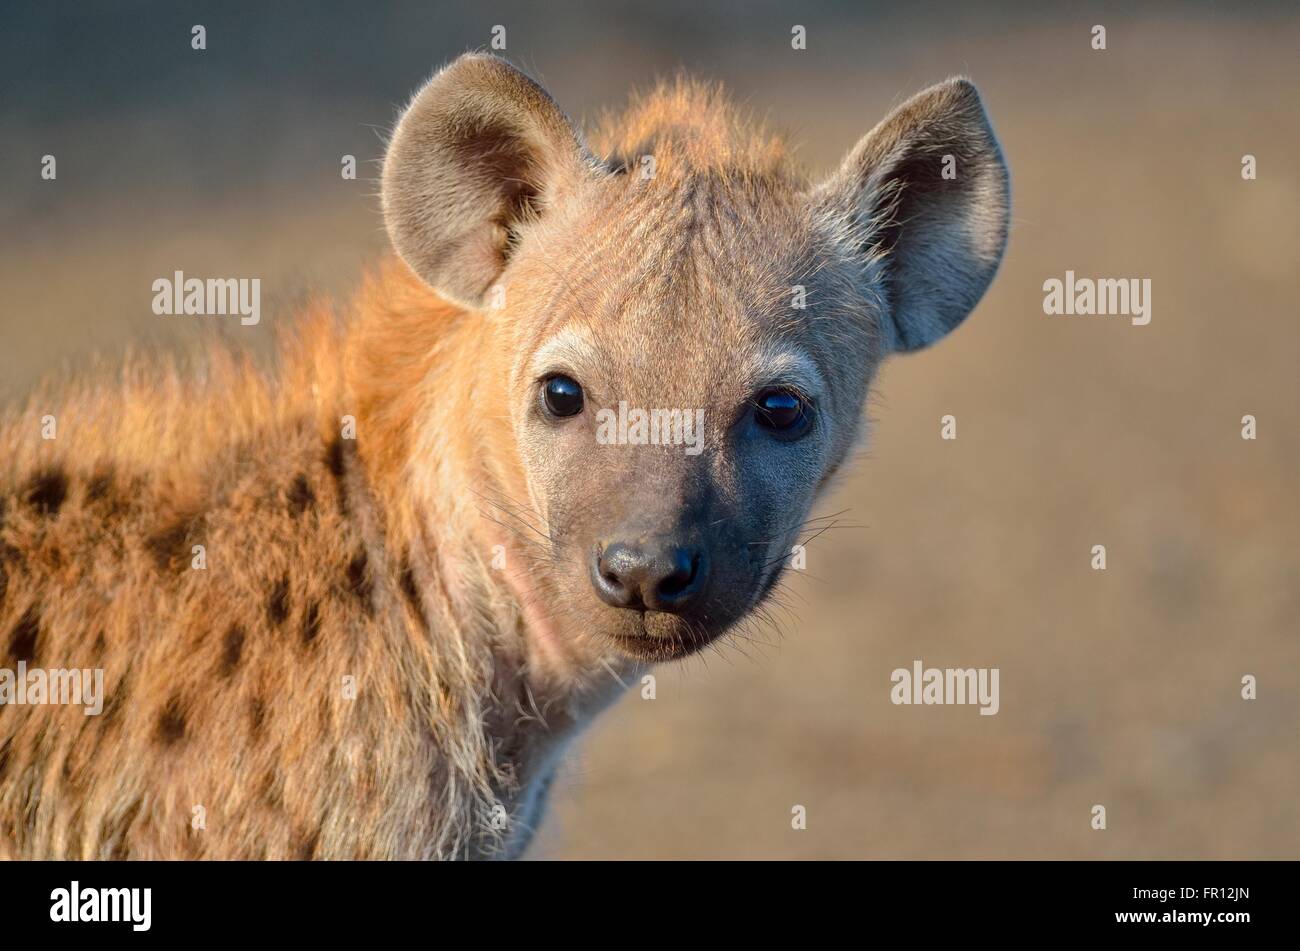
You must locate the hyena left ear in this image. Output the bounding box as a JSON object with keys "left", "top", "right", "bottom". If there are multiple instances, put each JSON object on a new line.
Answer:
{"left": 811, "top": 78, "right": 1010, "bottom": 352}
{"left": 382, "top": 53, "right": 593, "bottom": 309}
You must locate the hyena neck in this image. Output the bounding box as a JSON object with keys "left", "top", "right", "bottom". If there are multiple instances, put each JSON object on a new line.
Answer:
{"left": 343, "top": 259, "right": 630, "bottom": 818}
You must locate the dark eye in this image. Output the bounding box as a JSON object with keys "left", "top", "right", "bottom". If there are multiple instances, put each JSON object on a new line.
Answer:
{"left": 754, "top": 389, "right": 811, "bottom": 437}
{"left": 541, "top": 375, "right": 584, "bottom": 418}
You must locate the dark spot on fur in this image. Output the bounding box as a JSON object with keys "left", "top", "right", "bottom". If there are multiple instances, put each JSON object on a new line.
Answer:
{"left": 346, "top": 550, "right": 373, "bottom": 613}
{"left": 145, "top": 515, "right": 199, "bottom": 573}
{"left": 399, "top": 554, "right": 427, "bottom": 632}
{"left": 86, "top": 466, "right": 134, "bottom": 518}
{"left": 86, "top": 466, "right": 114, "bottom": 502}
{"left": 0, "top": 505, "right": 12, "bottom": 603}
{"left": 101, "top": 669, "right": 130, "bottom": 722}
{"left": 287, "top": 474, "right": 315, "bottom": 515}
{"left": 301, "top": 600, "right": 322, "bottom": 646}
{"left": 156, "top": 696, "right": 187, "bottom": 745}
{"left": 261, "top": 766, "right": 283, "bottom": 810}
{"left": 0, "top": 538, "right": 18, "bottom": 608}
{"left": 183, "top": 822, "right": 204, "bottom": 858}
{"left": 8, "top": 605, "right": 40, "bottom": 663}
{"left": 0, "top": 737, "right": 10, "bottom": 781}
{"left": 219, "top": 624, "right": 245, "bottom": 676}
{"left": 266, "top": 576, "right": 291, "bottom": 627}
{"left": 249, "top": 696, "right": 266, "bottom": 737}
{"left": 324, "top": 435, "right": 345, "bottom": 478}
{"left": 25, "top": 468, "right": 67, "bottom": 515}
{"left": 61, "top": 747, "right": 82, "bottom": 785}
{"left": 296, "top": 826, "right": 321, "bottom": 860}
{"left": 324, "top": 435, "right": 349, "bottom": 514}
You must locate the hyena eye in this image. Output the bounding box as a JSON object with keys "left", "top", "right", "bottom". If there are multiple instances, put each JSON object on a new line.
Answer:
{"left": 541, "top": 375, "right": 585, "bottom": 418}
{"left": 754, "top": 389, "right": 811, "bottom": 437}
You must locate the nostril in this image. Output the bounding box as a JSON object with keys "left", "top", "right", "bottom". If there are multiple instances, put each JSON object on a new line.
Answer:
{"left": 593, "top": 542, "right": 646, "bottom": 609}
{"left": 656, "top": 549, "right": 699, "bottom": 598}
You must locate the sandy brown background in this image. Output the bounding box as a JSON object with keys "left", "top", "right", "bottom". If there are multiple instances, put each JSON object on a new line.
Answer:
{"left": 2, "top": 2, "right": 1296, "bottom": 858}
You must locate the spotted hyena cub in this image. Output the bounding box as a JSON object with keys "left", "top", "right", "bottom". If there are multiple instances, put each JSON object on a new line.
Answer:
{"left": 0, "top": 54, "right": 1008, "bottom": 859}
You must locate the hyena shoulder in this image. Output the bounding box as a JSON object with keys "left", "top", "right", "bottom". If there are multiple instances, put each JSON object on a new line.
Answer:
{"left": 0, "top": 300, "right": 508, "bottom": 859}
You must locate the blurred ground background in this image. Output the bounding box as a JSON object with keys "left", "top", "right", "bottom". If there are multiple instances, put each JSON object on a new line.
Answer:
{"left": 2, "top": 1, "right": 1296, "bottom": 858}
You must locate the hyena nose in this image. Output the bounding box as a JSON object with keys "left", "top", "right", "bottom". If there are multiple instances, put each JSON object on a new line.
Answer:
{"left": 592, "top": 541, "right": 706, "bottom": 613}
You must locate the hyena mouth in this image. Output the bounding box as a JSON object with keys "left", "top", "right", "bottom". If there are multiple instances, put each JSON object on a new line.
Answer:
{"left": 609, "top": 610, "right": 718, "bottom": 662}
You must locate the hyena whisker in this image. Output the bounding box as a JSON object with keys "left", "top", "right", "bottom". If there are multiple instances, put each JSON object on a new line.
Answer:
{"left": 745, "top": 513, "right": 862, "bottom": 547}
{"left": 472, "top": 491, "right": 553, "bottom": 542}
{"left": 753, "top": 517, "right": 849, "bottom": 576}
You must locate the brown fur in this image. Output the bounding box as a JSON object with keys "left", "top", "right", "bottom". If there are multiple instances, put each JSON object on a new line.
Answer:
{"left": 0, "top": 55, "right": 1008, "bottom": 859}
{"left": 0, "top": 276, "right": 588, "bottom": 859}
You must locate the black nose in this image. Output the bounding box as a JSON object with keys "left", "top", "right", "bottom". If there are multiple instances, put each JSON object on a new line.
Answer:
{"left": 591, "top": 541, "right": 706, "bottom": 613}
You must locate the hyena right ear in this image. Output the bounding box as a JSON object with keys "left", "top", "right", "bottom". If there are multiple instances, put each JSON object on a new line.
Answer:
{"left": 382, "top": 54, "right": 592, "bottom": 309}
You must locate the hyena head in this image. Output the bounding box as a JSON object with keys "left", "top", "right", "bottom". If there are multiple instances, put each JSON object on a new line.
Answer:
{"left": 382, "top": 54, "right": 1009, "bottom": 662}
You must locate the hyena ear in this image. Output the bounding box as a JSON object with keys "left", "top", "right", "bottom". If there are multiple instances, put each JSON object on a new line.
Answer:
{"left": 382, "top": 54, "right": 592, "bottom": 308}
{"left": 811, "top": 78, "right": 1010, "bottom": 352}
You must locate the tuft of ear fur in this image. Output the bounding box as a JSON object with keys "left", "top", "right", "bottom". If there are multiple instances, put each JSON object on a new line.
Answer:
{"left": 382, "top": 54, "right": 593, "bottom": 309}
{"left": 812, "top": 78, "right": 1010, "bottom": 352}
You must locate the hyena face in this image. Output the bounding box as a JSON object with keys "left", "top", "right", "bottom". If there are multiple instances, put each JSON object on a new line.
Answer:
{"left": 383, "top": 55, "right": 1009, "bottom": 661}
